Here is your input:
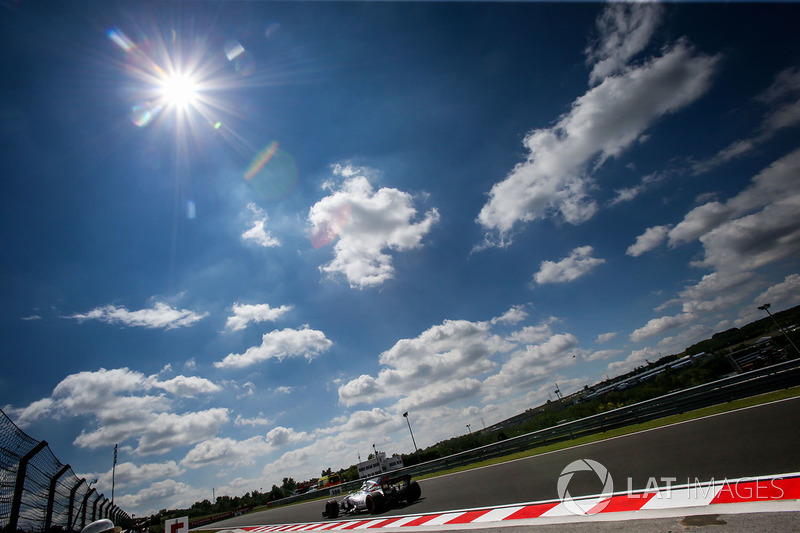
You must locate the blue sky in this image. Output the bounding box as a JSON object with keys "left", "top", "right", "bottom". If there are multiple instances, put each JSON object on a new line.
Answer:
{"left": 2, "top": 0, "right": 800, "bottom": 517}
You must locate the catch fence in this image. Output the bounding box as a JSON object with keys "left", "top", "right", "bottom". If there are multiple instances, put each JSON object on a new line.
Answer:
{"left": 1, "top": 408, "right": 130, "bottom": 532}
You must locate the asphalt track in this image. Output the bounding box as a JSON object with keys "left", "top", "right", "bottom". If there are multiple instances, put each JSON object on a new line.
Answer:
{"left": 203, "top": 396, "right": 800, "bottom": 529}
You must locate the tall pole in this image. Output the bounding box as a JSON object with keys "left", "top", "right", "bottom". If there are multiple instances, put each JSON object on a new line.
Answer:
{"left": 759, "top": 304, "right": 800, "bottom": 357}
{"left": 402, "top": 412, "right": 418, "bottom": 453}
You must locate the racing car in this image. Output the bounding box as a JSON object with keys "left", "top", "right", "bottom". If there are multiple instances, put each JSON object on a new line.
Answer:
{"left": 322, "top": 473, "right": 421, "bottom": 518}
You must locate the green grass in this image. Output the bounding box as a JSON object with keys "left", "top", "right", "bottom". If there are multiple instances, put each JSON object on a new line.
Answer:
{"left": 414, "top": 385, "right": 800, "bottom": 480}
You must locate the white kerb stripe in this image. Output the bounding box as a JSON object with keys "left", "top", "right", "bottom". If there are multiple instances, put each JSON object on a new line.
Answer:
{"left": 471, "top": 506, "right": 524, "bottom": 523}
{"left": 375, "top": 516, "right": 422, "bottom": 529}
{"left": 425, "top": 512, "right": 465, "bottom": 526}
{"left": 641, "top": 485, "right": 719, "bottom": 510}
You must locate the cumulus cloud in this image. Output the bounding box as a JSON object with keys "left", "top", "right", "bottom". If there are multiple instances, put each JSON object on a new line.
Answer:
{"left": 114, "top": 479, "right": 201, "bottom": 517}
{"left": 214, "top": 326, "right": 333, "bottom": 369}
{"left": 224, "top": 302, "right": 292, "bottom": 331}
{"left": 534, "top": 246, "right": 605, "bottom": 284}
{"left": 596, "top": 332, "right": 618, "bottom": 344}
{"left": 338, "top": 317, "right": 512, "bottom": 407}
{"left": 241, "top": 203, "right": 280, "bottom": 247}
{"left": 753, "top": 274, "right": 800, "bottom": 309}
{"left": 586, "top": 348, "right": 623, "bottom": 362}
{"left": 5, "top": 368, "right": 225, "bottom": 455}
{"left": 180, "top": 427, "right": 310, "bottom": 468}
{"left": 629, "top": 312, "right": 696, "bottom": 343}
{"left": 477, "top": 35, "right": 719, "bottom": 242}
{"left": 635, "top": 147, "right": 800, "bottom": 262}
{"left": 234, "top": 413, "right": 273, "bottom": 427}
{"left": 68, "top": 302, "right": 208, "bottom": 329}
{"left": 627, "top": 225, "right": 671, "bottom": 257}
{"left": 308, "top": 165, "right": 440, "bottom": 288}
{"left": 89, "top": 461, "right": 185, "bottom": 491}
{"left": 483, "top": 333, "right": 579, "bottom": 401}
{"left": 337, "top": 308, "right": 580, "bottom": 420}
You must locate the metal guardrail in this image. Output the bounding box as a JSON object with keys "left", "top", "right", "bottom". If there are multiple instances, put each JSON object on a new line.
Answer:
{"left": 0, "top": 409, "right": 131, "bottom": 532}
{"left": 266, "top": 358, "right": 800, "bottom": 509}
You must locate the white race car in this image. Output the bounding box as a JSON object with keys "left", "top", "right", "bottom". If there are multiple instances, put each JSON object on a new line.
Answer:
{"left": 322, "top": 474, "right": 421, "bottom": 518}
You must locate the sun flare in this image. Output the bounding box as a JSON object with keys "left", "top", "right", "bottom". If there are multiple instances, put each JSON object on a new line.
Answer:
{"left": 160, "top": 74, "right": 198, "bottom": 108}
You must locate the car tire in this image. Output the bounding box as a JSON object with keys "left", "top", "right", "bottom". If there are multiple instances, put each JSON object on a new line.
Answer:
{"left": 366, "top": 493, "right": 384, "bottom": 514}
{"left": 406, "top": 480, "right": 421, "bottom": 502}
{"left": 325, "top": 500, "right": 339, "bottom": 519}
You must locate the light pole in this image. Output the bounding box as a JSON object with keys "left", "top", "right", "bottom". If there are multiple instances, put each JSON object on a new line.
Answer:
{"left": 758, "top": 303, "right": 800, "bottom": 357}
{"left": 466, "top": 424, "right": 471, "bottom": 434}
{"left": 402, "top": 412, "right": 419, "bottom": 453}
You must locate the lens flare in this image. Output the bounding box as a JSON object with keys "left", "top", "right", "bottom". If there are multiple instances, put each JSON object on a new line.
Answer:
{"left": 310, "top": 203, "right": 352, "bottom": 249}
{"left": 244, "top": 142, "right": 298, "bottom": 200}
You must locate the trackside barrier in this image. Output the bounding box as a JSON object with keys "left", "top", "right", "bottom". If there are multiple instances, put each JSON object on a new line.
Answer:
{"left": 0, "top": 408, "right": 131, "bottom": 532}
{"left": 263, "top": 358, "right": 800, "bottom": 510}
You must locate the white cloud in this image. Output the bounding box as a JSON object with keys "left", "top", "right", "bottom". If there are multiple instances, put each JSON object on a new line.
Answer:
{"left": 114, "top": 479, "right": 202, "bottom": 517}
{"left": 77, "top": 408, "right": 229, "bottom": 455}
{"left": 180, "top": 427, "right": 310, "bottom": 469}
{"left": 477, "top": 39, "right": 719, "bottom": 242}
{"left": 639, "top": 148, "right": 800, "bottom": 267}
{"left": 629, "top": 312, "right": 696, "bottom": 343}
{"left": 668, "top": 201, "right": 732, "bottom": 246}
{"left": 677, "top": 271, "right": 756, "bottom": 315}
{"left": 396, "top": 378, "right": 482, "bottom": 413}
{"left": 586, "top": 2, "right": 664, "bottom": 85}
{"left": 508, "top": 321, "right": 555, "bottom": 344}
{"left": 224, "top": 302, "right": 292, "bottom": 331}
{"left": 338, "top": 318, "right": 512, "bottom": 407}
{"left": 241, "top": 203, "right": 280, "bottom": 247}
{"left": 68, "top": 302, "right": 208, "bottom": 329}
{"left": 6, "top": 368, "right": 225, "bottom": 456}
{"left": 89, "top": 461, "right": 185, "bottom": 491}
{"left": 214, "top": 326, "right": 332, "bottom": 369}
{"left": 156, "top": 375, "right": 221, "bottom": 397}
{"left": 627, "top": 225, "right": 671, "bottom": 257}
{"left": 693, "top": 66, "right": 800, "bottom": 174}
{"left": 596, "top": 332, "right": 618, "bottom": 344}
{"left": 586, "top": 348, "right": 623, "bottom": 362}
{"left": 753, "top": 274, "right": 800, "bottom": 309}
{"left": 483, "top": 333, "right": 579, "bottom": 401}
{"left": 308, "top": 166, "right": 440, "bottom": 288}
{"left": 534, "top": 246, "right": 605, "bottom": 284}
{"left": 234, "top": 413, "right": 273, "bottom": 427}
{"left": 490, "top": 305, "right": 529, "bottom": 325}
{"left": 694, "top": 195, "right": 800, "bottom": 274}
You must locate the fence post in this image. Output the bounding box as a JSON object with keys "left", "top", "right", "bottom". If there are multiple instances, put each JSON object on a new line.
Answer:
{"left": 68, "top": 478, "right": 86, "bottom": 531}
{"left": 81, "top": 488, "right": 96, "bottom": 529}
{"left": 45, "top": 464, "right": 71, "bottom": 531}
{"left": 8, "top": 440, "right": 48, "bottom": 531}
{"left": 91, "top": 493, "right": 102, "bottom": 521}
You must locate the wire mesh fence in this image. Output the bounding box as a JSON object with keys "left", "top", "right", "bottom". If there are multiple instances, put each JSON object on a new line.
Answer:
{"left": 1, "top": 408, "right": 130, "bottom": 533}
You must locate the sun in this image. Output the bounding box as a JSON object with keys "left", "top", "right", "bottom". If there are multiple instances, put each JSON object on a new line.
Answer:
{"left": 160, "top": 73, "right": 198, "bottom": 108}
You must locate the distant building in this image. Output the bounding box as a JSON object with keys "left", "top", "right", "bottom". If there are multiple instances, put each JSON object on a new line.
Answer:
{"left": 357, "top": 451, "right": 404, "bottom": 478}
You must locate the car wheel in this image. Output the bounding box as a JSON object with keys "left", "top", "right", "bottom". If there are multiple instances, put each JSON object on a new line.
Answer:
{"left": 406, "top": 481, "right": 421, "bottom": 502}
{"left": 325, "top": 500, "right": 339, "bottom": 518}
{"left": 366, "top": 493, "right": 384, "bottom": 514}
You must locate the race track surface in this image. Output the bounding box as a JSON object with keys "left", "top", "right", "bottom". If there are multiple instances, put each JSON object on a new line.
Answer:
{"left": 203, "top": 396, "right": 800, "bottom": 529}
